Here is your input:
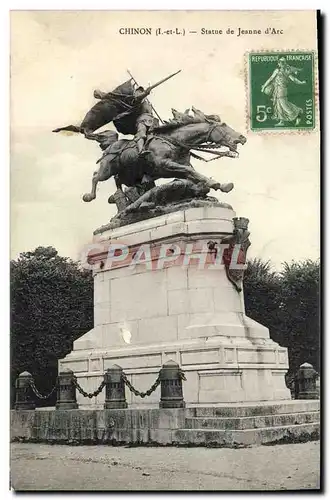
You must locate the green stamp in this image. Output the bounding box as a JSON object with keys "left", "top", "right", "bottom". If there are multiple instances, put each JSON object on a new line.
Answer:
{"left": 248, "top": 51, "right": 315, "bottom": 131}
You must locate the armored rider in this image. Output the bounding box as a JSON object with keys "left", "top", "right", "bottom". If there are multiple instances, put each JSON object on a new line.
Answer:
{"left": 131, "top": 86, "right": 159, "bottom": 154}
{"left": 53, "top": 70, "right": 180, "bottom": 158}
{"left": 94, "top": 84, "right": 159, "bottom": 156}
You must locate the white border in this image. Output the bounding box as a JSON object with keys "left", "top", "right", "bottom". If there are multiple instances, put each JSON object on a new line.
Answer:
{"left": 2, "top": 3, "right": 327, "bottom": 499}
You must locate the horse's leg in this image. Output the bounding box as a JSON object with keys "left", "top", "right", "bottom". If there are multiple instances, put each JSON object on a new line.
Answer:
{"left": 82, "top": 171, "right": 100, "bottom": 202}
{"left": 82, "top": 157, "right": 113, "bottom": 202}
{"left": 152, "top": 157, "right": 221, "bottom": 190}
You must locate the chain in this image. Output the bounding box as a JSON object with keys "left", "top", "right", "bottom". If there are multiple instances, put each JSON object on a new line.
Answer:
{"left": 121, "top": 373, "right": 160, "bottom": 398}
{"left": 29, "top": 380, "right": 57, "bottom": 400}
{"left": 28, "top": 369, "right": 185, "bottom": 402}
{"left": 73, "top": 377, "right": 106, "bottom": 399}
{"left": 28, "top": 368, "right": 185, "bottom": 401}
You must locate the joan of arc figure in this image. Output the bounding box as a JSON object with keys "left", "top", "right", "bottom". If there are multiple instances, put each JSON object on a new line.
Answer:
{"left": 261, "top": 57, "right": 306, "bottom": 126}
{"left": 53, "top": 71, "right": 180, "bottom": 154}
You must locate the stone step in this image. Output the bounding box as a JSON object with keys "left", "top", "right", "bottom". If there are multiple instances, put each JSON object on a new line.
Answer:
{"left": 172, "top": 422, "right": 320, "bottom": 447}
{"left": 185, "top": 411, "right": 320, "bottom": 430}
{"left": 186, "top": 400, "right": 320, "bottom": 418}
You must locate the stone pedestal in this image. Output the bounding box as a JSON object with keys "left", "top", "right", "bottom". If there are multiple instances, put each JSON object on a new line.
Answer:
{"left": 59, "top": 206, "right": 291, "bottom": 407}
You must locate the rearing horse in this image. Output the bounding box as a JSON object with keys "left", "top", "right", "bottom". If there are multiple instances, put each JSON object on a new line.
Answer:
{"left": 82, "top": 116, "right": 246, "bottom": 203}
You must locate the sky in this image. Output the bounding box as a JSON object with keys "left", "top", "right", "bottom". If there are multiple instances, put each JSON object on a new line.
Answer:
{"left": 10, "top": 10, "right": 320, "bottom": 269}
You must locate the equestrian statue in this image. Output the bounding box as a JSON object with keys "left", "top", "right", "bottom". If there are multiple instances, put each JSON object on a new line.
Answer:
{"left": 53, "top": 70, "right": 246, "bottom": 226}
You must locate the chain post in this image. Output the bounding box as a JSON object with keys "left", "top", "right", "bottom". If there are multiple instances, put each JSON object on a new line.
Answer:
{"left": 56, "top": 369, "right": 78, "bottom": 410}
{"left": 159, "top": 360, "right": 185, "bottom": 409}
{"left": 295, "top": 362, "right": 319, "bottom": 400}
{"left": 14, "top": 371, "right": 36, "bottom": 410}
{"left": 104, "top": 365, "right": 128, "bottom": 409}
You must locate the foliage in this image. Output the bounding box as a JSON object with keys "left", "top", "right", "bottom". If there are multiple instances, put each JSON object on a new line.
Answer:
{"left": 10, "top": 245, "right": 319, "bottom": 406}
{"left": 243, "top": 258, "right": 282, "bottom": 339}
{"left": 244, "top": 258, "right": 320, "bottom": 374}
{"left": 279, "top": 260, "right": 320, "bottom": 372}
{"left": 11, "top": 246, "right": 93, "bottom": 406}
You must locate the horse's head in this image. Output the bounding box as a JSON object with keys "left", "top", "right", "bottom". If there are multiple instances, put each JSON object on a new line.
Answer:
{"left": 208, "top": 119, "right": 246, "bottom": 156}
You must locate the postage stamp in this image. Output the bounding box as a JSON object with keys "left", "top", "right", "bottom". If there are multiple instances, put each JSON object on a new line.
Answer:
{"left": 248, "top": 51, "right": 316, "bottom": 131}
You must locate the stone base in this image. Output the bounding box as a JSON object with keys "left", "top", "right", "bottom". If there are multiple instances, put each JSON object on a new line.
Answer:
{"left": 10, "top": 400, "right": 320, "bottom": 448}
{"left": 60, "top": 206, "right": 291, "bottom": 407}
{"left": 60, "top": 335, "right": 290, "bottom": 408}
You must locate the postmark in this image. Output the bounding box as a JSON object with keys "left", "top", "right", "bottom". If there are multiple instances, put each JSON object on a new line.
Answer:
{"left": 247, "top": 51, "right": 316, "bottom": 132}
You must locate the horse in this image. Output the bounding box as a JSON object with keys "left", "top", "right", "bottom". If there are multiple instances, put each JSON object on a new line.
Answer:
{"left": 82, "top": 116, "right": 246, "bottom": 203}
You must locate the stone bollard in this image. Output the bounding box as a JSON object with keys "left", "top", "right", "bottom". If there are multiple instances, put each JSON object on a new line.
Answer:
{"left": 14, "top": 371, "right": 36, "bottom": 410}
{"left": 296, "top": 362, "right": 319, "bottom": 400}
{"left": 56, "top": 369, "right": 78, "bottom": 410}
{"left": 104, "top": 365, "right": 128, "bottom": 409}
{"left": 159, "top": 360, "right": 185, "bottom": 409}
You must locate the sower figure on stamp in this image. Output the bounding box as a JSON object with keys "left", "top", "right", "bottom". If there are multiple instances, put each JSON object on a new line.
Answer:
{"left": 261, "top": 56, "right": 306, "bottom": 126}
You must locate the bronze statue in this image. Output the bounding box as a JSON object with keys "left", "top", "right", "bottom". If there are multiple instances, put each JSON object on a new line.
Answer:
{"left": 81, "top": 111, "right": 245, "bottom": 202}
{"left": 222, "top": 217, "right": 251, "bottom": 292}
{"left": 53, "top": 71, "right": 247, "bottom": 216}
{"left": 53, "top": 71, "right": 179, "bottom": 140}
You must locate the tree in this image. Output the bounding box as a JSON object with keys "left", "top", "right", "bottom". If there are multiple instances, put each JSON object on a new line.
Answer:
{"left": 243, "top": 258, "right": 283, "bottom": 340}
{"left": 244, "top": 258, "right": 320, "bottom": 375}
{"left": 279, "top": 259, "right": 320, "bottom": 373}
{"left": 11, "top": 246, "right": 93, "bottom": 406}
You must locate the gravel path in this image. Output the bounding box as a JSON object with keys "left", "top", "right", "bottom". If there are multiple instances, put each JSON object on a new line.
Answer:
{"left": 10, "top": 441, "right": 320, "bottom": 491}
